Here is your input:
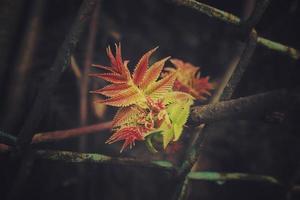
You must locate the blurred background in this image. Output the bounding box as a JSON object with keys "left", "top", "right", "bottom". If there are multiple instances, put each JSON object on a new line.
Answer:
{"left": 0, "top": 0, "right": 300, "bottom": 199}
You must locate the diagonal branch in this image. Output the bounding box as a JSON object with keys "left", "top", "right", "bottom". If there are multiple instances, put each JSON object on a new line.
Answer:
{"left": 171, "top": 0, "right": 300, "bottom": 60}
{"left": 220, "top": 30, "right": 257, "bottom": 100}
{"left": 6, "top": 1, "right": 100, "bottom": 200}
{"left": 241, "top": 0, "right": 271, "bottom": 33}
{"left": 17, "top": 0, "right": 99, "bottom": 148}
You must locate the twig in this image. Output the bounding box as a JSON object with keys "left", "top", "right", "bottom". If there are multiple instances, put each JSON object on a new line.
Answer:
{"left": 0, "top": 0, "right": 25, "bottom": 95}
{"left": 70, "top": 55, "right": 82, "bottom": 79}
{"left": 174, "top": 1, "right": 271, "bottom": 199}
{"left": 0, "top": 121, "right": 112, "bottom": 150}
{"left": 32, "top": 121, "right": 112, "bottom": 144}
{"left": 220, "top": 30, "right": 257, "bottom": 100}
{"left": 241, "top": 0, "right": 271, "bottom": 33}
{"left": 2, "top": 0, "right": 45, "bottom": 130}
{"left": 187, "top": 171, "right": 280, "bottom": 185}
{"left": 172, "top": 0, "right": 300, "bottom": 60}
{"left": 6, "top": 1, "right": 100, "bottom": 199}
{"left": 0, "top": 144, "right": 11, "bottom": 152}
{"left": 79, "top": 2, "right": 99, "bottom": 151}
{"left": 0, "top": 130, "right": 17, "bottom": 146}
{"left": 192, "top": 89, "right": 298, "bottom": 124}
{"left": 257, "top": 37, "right": 300, "bottom": 60}
{"left": 17, "top": 0, "right": 99, "bottom": 147}
{"left": 35, "top": 149, "right": 175, "bottom": 171}
{"left": 172, "top": 0, "right": 240, "bottom": 25}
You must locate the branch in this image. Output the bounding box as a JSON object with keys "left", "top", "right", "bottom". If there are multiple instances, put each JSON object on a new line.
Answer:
{"left": 211, "top": 30, "right": 257, "bottom": 103}
{"left": 257, "top": 37, "right": 300, "bottom": 60}
{"left": 187, "top": 171, "right": 280, "bottom": 185}
{"left": 172, "top": 0, "right": 240, "bottom": 25}
{"left": 171, "top": 0, "right": 300, "bottom": 60}
{"left": 0, "top": 121, "right": 112, "bottom": 148}
{"left": 0, "top": 130, "right": 17, "bottom": 146}
{"left": 35, "top": 149, "right": 175, "bottom": 171}
{"left": 2, "top": 0, "right": 45, "bottom": 130}
{"left": 32, "top": 121, "right": 112, "bottom": 144}
{"left": 192, "top": 89, "right": 298, "bottom": 124}
{"left": 241, "top": 0, "right": 270, "bottom": 33}
{"left": 7, "top": 1, "right": 100, "bottom": 199}
{"left": 17, "top": 0, "right": 99, "bottom": 148}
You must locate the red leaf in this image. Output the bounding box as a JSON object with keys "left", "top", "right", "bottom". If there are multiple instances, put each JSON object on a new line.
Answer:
{"left": 91, "top": 64, "right": 116, "bottom": 73}
{"left": 140, "top": 56, "right": 170, "bottom": 89}
{"left": 132, "top": 47, "right": 158, "bottom": 85}
{"left": 145, "top": 73, "right": 176, "bottom": 98}
{"left": 90, "top": 83, "right": 130, "bottom": 97}
{"left": 89, "top": 73, "right": 127, "bottom": 84}
{"left": 112, "top": 106, "right": 145, "bottom": 127}
{"left": 97, "top": 88, "right": 141, "bottom": 107}
{"left": 106, "top": 126, "right": 145, "bottom": 152}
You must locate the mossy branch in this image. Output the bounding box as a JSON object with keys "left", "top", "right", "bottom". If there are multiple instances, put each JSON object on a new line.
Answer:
{"left": 35, "top": 150, "right": 175, "bottom": 171}
{"left": 188, "top": 171, "right": 280, "bottom": 185}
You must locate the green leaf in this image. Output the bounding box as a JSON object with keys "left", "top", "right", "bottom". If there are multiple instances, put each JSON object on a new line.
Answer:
{"left": 145, "top": 136, "right": 158, "bottom": 153}
{"left": 173, "top": 123, "right": 183, "bottom": 141}
{"left": 162, "top": 128, "right": 173, "bottom": 149}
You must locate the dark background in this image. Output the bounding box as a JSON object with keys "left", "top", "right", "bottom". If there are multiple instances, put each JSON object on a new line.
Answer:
{"left": 0, "top": 0, "right": 300, "bottom": 199}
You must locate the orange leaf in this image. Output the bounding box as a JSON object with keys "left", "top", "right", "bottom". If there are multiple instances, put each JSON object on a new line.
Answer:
{"left": 91, "top": 83, "right": 130, "bottom": 97}
{"left": 97, "top": 88, "right": 141, "bottom": 107}
{"left": 89, "top": 73, "right": 127, "bottom": 84}
{"left": 91, "top": 64, "right": 116, "bottom": 73}
{"left": 132, "top": 47, "right": 158, "bottom": 85}
{"left": 112, "top": 106, "right": 144, "bottom": 127}
{"left": 145, "top": 73, "right": 176, "bottom": 98}
{"left": 140, "top": 56, "right": 170, "bottom": 89}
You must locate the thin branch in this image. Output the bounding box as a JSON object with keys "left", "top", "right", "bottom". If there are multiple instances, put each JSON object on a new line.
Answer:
{"left": 0, "top": 144, "right": 11, "bottom": 152}
{"left": 192, "top": 89, "right": 298, "bottom": 124}
{"left": 187, "top": 171, "right": 280, "bottom": 185}
{"left": 241, "top": 0, "right": 271, "bottom": 33}
{"left": 17, "top": 0, "right": 99, "bottom": 148}
{"left": 35, "top": 149, "right": 175, "bottom": 171}
{"left": 0, "top": 0, "right": 25, "bottom": 93}
{"left": 0, "top": 121, "right": 112, "bottom": 148}
{"left": 172, "top": 0, "right": 240, "bottom": 25}
{"left": 7, "top": 1, "right": 100, "bottom": 199}
{"left": 2, "top": 0, "right": 45, "bottom": 130}
{"left": 174, "top": 2, "right": 271, "bottom": 199}
{"left": 220, "top": 30, "right": 257, "bottom": 100}
{"left": 70, "top": 55, "right": 82, "bottom": 79}
{"left": 0, "top": 130, "right": 17, "bottom": 146}
{"left": 172, "top": 0, "right": 300, "bottom": 60}
{"left": 32, "top": 121, "right": 112, "bottom": 144}
{"left": 79, "top": 3, "right": 99, "bottom": 152}
{"left": 257, "top": 37, "right": 300, "bottom": 60}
